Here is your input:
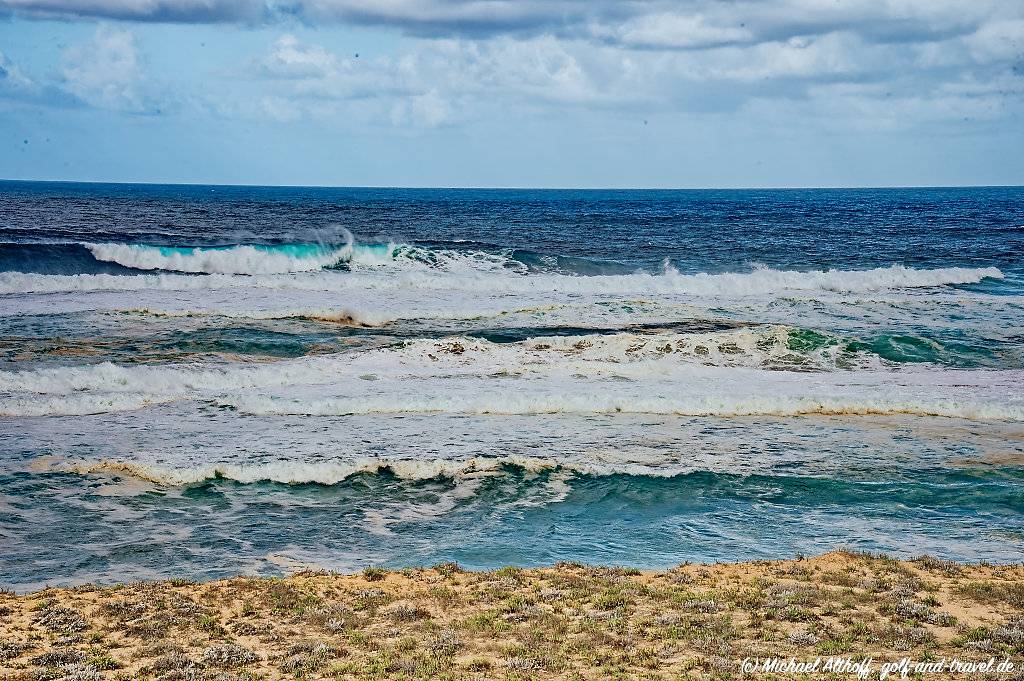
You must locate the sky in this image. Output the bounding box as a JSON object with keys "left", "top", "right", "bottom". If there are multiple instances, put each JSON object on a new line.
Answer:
{"left": 0, "top": 1, "right": 1022, "bottom": 188}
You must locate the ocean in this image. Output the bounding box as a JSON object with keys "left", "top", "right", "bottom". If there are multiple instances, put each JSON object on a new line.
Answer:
{"left": 1, "top": 181, "right": 1022, "bottom": 590}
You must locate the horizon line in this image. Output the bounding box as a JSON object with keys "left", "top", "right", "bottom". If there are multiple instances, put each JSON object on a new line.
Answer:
{"left": 2, "top": 177, "right": 1023, "bottom": 192}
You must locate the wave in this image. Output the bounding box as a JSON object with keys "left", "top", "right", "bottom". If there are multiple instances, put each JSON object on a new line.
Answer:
{"left": 0, "top": 264, "right": 1004, "bottom": 297}
{"left": 0, "top": 353, "right": 350, "bottom": 396}
{"left": 0, "top": 327, "right": 889, "bottom": 399}
{"left": 35, "top": 442, "right": 1024, "bottom": 487}
{"left": 80, "top": 239, "right": 530, "bottom": 276}
{"left": 2, "top": 327, "right": 1022, "bottom": 419}
{"left": 0, "top": 393, "right": 177, "bottom": 417}
{"left": 51, "top": 455, "right": 568, "bottom": 485}
{"left": 346, "top": 242, "right": 524, "bottom": 273}
{"left": 0, "top": 239, "right": 529, "bottom": 277}
{"left": 83, "top": 242, "right": 355, "bottom": 275}
{"left": 0, "top": 326, "right": 1012, "bottom": 387}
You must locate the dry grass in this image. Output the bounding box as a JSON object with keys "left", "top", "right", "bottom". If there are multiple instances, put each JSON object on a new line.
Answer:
{"left": 1, "top": 552, "right": 1022, "bottom": 680}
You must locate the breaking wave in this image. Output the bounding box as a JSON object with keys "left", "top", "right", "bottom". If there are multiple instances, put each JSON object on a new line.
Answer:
{"left": 1, "top": 326, "right": 1022, "bottom": 420}
{"left": 0, "top": 238, "right": 529, "bottom": 277}
{"left": 0, "top": 326, "right": 901, "bottom": 397}
{"left": 84, "top": 242, "right": 355, "bottom": 275}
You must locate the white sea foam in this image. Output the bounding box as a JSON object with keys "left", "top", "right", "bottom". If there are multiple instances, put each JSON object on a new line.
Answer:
{"left": 120, "top": 306, "right": 388, "bottom": 326}
{"left": 0, "top": 355, "right": 350, "bottom": 395}
{"left": 346, "top": 242, "right": 522, "bottom": 272}
{"left": 0, "top": 264, "right": 1003, "bottom": 296}
{"left": 219, "top": 384, "right": 1024, "bottom": 421}
{"left": 0, "top": 393, "right": 178, "bottom": 417}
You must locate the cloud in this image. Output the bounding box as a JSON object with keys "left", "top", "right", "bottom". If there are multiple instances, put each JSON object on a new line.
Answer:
{"left": 0, "top": 51, "right": 34, "bottom": 90}
{"left": 258, "top": 33, "right": 338, "bottom": 79}
{"left": 3, "top": 1, "right": 1021, "bottom": 138}
{"left": 602, "top": 13, "right": 754, "bottom": 50}
{"left": 389, "top": 89, "right": 451, "bottom": 127}
{"left": 287, "top": 0, "right": 623, "bottom": 38}
{"left": 255, "top": 33, "right": 417, "bottom": 100}
{"left": 1, "top": 28, "right": 166, "bottom": 112}
{"left": 235, "top": 10, "right": 1023, "bottom": 135}
{"left": 60, "top": 26, "right": 161, "bottom": 112}
{"left": 963, "top": 19, "right": 1024, "bottom": 64}
{"left": 0, "top": 0, "right": 595, "bottom": 32}
{"left": 244, "top": 34, "right": 605, "bottom": 127}
{"left": 0, "top": 0, "right": 267, "bottom": 23}
{"left": 2, "top": 0, "right": 1020, "bottom": 51}
{"left": 0, "top": 50, "right": 83, "bottom": 107}
{"left": 244, "top": 35, "right": 454, "bottom": 126}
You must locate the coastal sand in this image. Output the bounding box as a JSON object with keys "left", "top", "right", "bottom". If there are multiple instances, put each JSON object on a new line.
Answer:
{"left": 2, "top": 552, "right": 1022, "bottom": 679}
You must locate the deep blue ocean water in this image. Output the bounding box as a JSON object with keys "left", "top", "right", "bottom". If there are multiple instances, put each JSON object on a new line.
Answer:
{"left": 1, "top": 181, "right": 1022, "bottom": 590}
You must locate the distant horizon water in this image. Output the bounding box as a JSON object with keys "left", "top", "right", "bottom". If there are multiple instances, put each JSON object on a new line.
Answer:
{"left": 3, "top": 179, "right": 1024, "bottom": 191}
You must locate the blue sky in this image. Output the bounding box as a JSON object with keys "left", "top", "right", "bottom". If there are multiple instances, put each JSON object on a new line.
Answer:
{"left": 1, "top": 1, "right": 1022, "bottom": 188}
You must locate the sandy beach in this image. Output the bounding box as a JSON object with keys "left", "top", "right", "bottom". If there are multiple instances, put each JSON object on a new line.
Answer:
{"left": 2, "top": 552, "right": 1022, "bottom": 680}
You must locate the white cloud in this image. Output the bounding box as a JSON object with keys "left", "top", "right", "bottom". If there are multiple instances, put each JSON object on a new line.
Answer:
{"left": 257, "top": 94, "right": 302, "bottom": 121}
{"left": 259, "top": 34, "right": 339, "bottom": 79}
{"left": 389, "top": 89, "right": 451, "bottom": 127}
{"left": 683, "top": 33, "right": 874, "bottom": 83}
{"left": 61, "top": 26, "right": 154, "bottom": 111}
{"left": 243, "top": 34, "right": 607, "bottom": 127}
{"left": 239, "top": 16, "right": 1023, "bottom": 134}
{"left": 963, "top": 19, "right": 1024, "bottom": 64}
{"left": 604, "top": 13, "right": 754, "bottom": 50}
{"left": 0, "top": 51, "right": 35, "bottom": 90}
{"left": 1, "top": 48, "right": 86, "bottom": 107}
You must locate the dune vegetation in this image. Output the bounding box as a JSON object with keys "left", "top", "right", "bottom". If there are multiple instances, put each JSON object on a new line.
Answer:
{"left": 2, "top": 552, "right": 1022, "bottom": 680}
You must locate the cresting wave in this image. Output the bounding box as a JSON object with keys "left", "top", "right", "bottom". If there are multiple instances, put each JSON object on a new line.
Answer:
{"left": 0, "top": 264, "right": 1005, "bottom": 296}
{"left": 79, "top": 239, "right": 523, "bottom": 276}
{"left": 83, "top": 242, "right": 355, "bottom": 275}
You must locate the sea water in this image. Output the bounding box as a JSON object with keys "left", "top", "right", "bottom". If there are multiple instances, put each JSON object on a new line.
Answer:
{"left": 1, "top": 182, "right": 1022, "bottom": 590}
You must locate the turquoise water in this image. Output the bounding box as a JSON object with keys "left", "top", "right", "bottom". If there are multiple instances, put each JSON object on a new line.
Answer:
{"left": 0, "top": 183, "right": 1022, "bottom": 590}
